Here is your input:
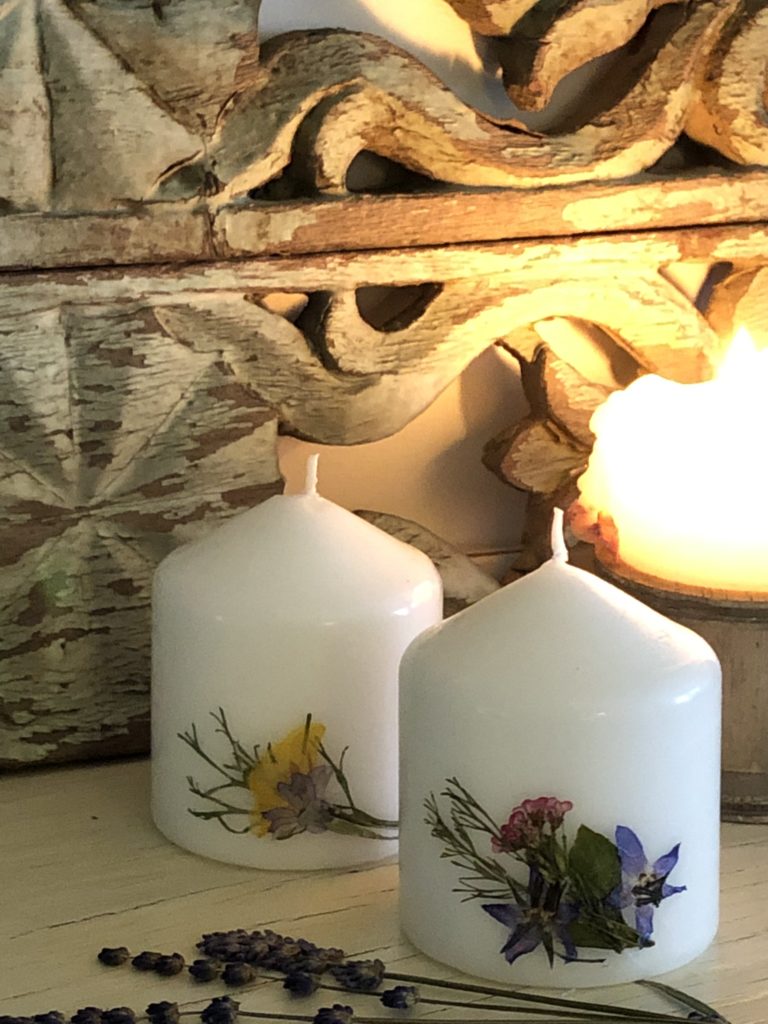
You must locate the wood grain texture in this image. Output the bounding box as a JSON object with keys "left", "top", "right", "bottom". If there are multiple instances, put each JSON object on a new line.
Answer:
{"left": 5, "top": 170, "right": 768, "bottom": 271}
{"left": 0, "top": 297, "right": 282, "bottom": 768}
{"left": 0, "top": 760, "right": 766, "bottom": 1022}
{"left": 686, "top": 1, "right": 768, "bottom": 165}
{"left": 2, "top": 225, "right": 762, "bottom": 767}
{"left": 158, "top": 3, "right": 732, "bottom": 201}
{"left": 2, "top": 0, "right": 768, "bottom": 238}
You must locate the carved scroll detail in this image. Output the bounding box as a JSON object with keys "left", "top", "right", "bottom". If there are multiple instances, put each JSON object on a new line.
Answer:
{"left": 0, "top": 243, "right": 740, "bottom": 765}
{"left": 2, "top": 0, "right": 768, "bottom": 218}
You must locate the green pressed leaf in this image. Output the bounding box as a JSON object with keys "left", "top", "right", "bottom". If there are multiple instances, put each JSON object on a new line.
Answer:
{"left": 569, "top": 914, "right": 645, "bottom": 953}
{"left": 569, "top": 824, "right": 621, "bottom": 899}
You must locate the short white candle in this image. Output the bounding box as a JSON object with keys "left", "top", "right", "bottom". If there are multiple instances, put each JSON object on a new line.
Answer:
{"left": 399, "top": 512, "right": 721, "bottom": 987}
{"left": 152, "top": 456, "right": 442, "bottom": 869}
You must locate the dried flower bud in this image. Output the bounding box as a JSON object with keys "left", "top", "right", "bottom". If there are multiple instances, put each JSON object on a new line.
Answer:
{"left": 131, "top": 952, "right": 162, "bottom": 972}
{"left": 155, "top": 954, "right": 185, "bottom": 977}
{"left": 222, "top": 963, "right": 256, "bottom": 987}
{"left": 313, "top": 1006, "right": 354, "bottom": 1024}
{"left": 189, "top": 959, "right": 223, "bottom": 983}
{"left": 102, "top": 1008, "right": 136, "bottom": 1024}
{"left": 71, "top": 1009, "right": 103, "bottom": 1024}
{"left": 97, "top": 948, "right": 130, "bottom": 968}
{"left": 329, "top": 959, "right": 385, "bottom": 992}
{"left": 283, "top": 972, "right": 321, "bottom": 997}
{"left": 201, "top": 997, "right": 239, "bottom": 1024}
{"left": 380, "top": 987, "right": 419, "bottom": 1010}
{"left": 146, "top": 1003, "right": 180, "bottom": 1024}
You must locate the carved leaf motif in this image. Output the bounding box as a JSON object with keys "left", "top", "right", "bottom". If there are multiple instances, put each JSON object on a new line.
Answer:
{"left": 706, "top": 266, "right": 768, "bottom": 344}
{"left": 160, "top": 1, "right": 735, "bottom": 201}
{"left": 484, "top": 417, "right": 586, "bottom": 495}
{"left": 64, "top": 0, "right": 262, "bottom": 135}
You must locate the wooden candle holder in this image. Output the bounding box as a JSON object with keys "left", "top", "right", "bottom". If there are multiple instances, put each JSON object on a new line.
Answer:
{"left": 597, "top": 559, "right": 768, "bottom": 823}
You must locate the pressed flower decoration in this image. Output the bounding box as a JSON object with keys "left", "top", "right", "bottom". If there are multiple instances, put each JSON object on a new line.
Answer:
{"left": 425, "top": 779, "right": 686, "bottom": 968}
{"left": 179, "top": 710, "right": 397, "bottom": 841}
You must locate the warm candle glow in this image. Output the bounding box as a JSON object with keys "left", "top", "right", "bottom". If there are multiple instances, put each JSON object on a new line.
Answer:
{"left": 575, "top": 327, "right": 768, "bottom": 593}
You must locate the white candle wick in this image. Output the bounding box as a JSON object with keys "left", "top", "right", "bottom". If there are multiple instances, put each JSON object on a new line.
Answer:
{"left": 302, "top": 453, "right": 320, "bottom": 496}
{"left": 550, "top": 507, "right": 569, "bottom": 564}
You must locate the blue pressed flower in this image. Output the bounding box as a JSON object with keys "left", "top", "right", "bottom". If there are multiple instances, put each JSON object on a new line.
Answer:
{"left": 380, "top": 986, "right": 419, "bottom": 1010}
{"left": 614, "top": 826, "right": 687, "bottom": 943}
{"left": 483, "top": 868, "right": 580, "bottom": 966}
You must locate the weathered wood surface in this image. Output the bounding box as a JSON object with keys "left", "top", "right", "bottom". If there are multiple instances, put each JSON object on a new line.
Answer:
{"left": 5, "top": 170, "right": 768, "bottom": 271}
{"left": 2, "top": 0, "right": 768, "bottom": 250}
{"left": 0, "top": 297, "right": 282, "bottom": 768}
{"left": 3, "top": 224, "right": 767, "bottom": 767}
{"left": 1, "top": 759, "right": 767, "bottom": 1022}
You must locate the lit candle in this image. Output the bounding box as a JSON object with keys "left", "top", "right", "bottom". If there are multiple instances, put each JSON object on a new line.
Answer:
{"left": 399, "top": 512, "right": 720, "bottom": 988}
{"left": 575, "top": 328, "right": 768, "bottom": 593}
{"left": 152, "top": 456, "right": 442, "bottom": 869}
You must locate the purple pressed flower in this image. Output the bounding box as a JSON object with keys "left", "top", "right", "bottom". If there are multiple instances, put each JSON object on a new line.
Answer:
{"left": 262, "top": 765, "right": 334, "bottom": 839}
{"left": 614, "top": 826, "right": 686, "bottom": 943}
{"left": 483, "top": 868, "right": 580, "bottom": 966}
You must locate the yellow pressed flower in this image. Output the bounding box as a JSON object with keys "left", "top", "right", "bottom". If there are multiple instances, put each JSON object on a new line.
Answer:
{"left": 248, "top": 718, "right": 327, "bottom": 835}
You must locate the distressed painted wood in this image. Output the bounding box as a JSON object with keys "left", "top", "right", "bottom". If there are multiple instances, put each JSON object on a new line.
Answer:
{"left": 3, "top": 225, "right": 766, "bottom": 767}
{"left": 1, "top": 759, "right": 767, "bottom": 1021}
{"left": 2, "top": 0, "right": 768, "bottom": 237}
{"left": 0, "top": 297, "right": 282, "bottom": 768}
{"left": 5, "top": 170, "right": 768, "bottom": 271}
{"left": 2, "top": 0, "right": 768, "bottom": 773}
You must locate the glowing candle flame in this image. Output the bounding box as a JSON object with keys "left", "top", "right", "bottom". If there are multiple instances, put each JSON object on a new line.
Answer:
{"left": 575, "top": 327, "right": 768, "bottom": 594}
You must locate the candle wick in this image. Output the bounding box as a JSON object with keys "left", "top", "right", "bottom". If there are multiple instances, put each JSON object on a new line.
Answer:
{"left": 550, "top": 507, "right": 569, "bottom": 564}
{"left": 302, "top": 453, "right": 320, "bottom": 496}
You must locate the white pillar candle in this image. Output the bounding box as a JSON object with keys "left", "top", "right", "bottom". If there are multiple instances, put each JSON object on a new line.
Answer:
{"left": 152, "top": 456, "right": 442, "bottom": 869}
{"left": 399, "top": 512, "right": 721, "bottom": 988}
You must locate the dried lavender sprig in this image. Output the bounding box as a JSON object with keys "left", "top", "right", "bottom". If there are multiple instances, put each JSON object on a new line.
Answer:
{"left": 313, "top": 984, "right": 692, "bottom": 1024}
{"left": 209, "top": 971, "right": 704, "bottom": 1024}
{"left": 384, "top": 972, "right": 716, "bottom": 1024}
{"left": 177, "top": 1015, "right": 689, "bottom": 1024}
{"left": 193, "top": 930, "right": 722, "bottom": 1024}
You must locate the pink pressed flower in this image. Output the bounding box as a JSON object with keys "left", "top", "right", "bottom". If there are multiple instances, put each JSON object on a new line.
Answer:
{"left": 492, "top": 797, "right": 573, "bottom": 853}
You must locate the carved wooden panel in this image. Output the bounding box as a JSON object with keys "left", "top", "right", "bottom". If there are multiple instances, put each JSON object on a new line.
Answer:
{"left": 2, "top": 0, "right": 768, "bottom": 269}
{"left": 0, "top": 295, "right": 281, "bottom": 766}
{"left": 2, "top": 226, "right": 768, "bottom": 765}
{"left": 2, "top": 3, "right": 768, "bottom": 767}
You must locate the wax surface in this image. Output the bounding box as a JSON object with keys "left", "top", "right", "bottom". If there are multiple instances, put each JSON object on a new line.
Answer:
{"left": 152, "top": 488, "right": 442, "bottom": 869}
{"left": 399, "top": 553, "right": 721, "bottom": 987}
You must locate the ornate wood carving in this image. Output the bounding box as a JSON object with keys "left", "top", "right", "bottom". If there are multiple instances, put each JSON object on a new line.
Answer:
{"left": 3, "top": 227, "right": 768, "bottom": 765}
{"left": 2, "top": 3, "right": 768, "bottom": 766}
{"left": 2, "top": 0, "right": 768, "bottom": 269}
